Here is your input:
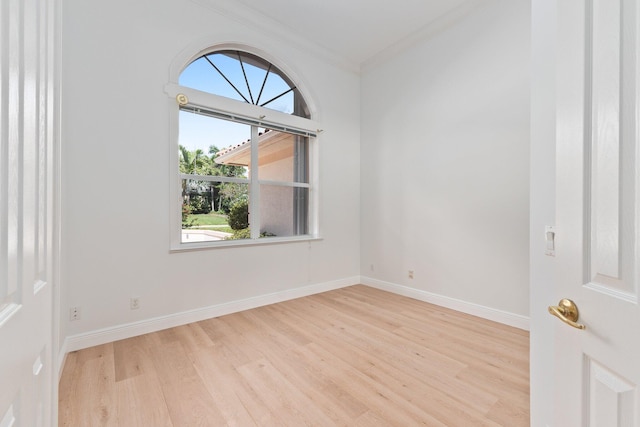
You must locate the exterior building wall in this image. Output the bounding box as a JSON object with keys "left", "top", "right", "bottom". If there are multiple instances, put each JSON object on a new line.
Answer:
{"left": 259, "top": 157, "right": 294, "bottom": 236}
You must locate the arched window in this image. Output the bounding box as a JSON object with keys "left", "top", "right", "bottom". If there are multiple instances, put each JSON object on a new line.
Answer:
{"left": 167, "top": 48, "right": 319, "bottom": 248}
{"left": 180, "top": 50, "right": 310, "bottom": 119}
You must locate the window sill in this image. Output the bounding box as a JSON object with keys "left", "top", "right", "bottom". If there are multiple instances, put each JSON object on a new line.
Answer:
{"left": 170, "top": 234, "right": 323, "bottom": 252}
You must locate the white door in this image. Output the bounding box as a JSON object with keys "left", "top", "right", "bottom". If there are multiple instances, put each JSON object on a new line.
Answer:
{"left": 0, "top": 0, "right": 57, "bottom": 425}
{"left": 552, "top": 0, "right": 640, "bottom": 425}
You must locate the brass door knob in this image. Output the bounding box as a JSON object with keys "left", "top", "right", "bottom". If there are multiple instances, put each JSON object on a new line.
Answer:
{"left": 548, "top": 298, "right": 586, "bottom": 330}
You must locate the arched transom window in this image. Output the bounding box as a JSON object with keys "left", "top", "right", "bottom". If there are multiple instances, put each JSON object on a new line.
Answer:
{"left": 180, "top": 50, "right": 310, "bottom": 118}
{"left": 167, "top": 48, "right": 319, "bottom": 248}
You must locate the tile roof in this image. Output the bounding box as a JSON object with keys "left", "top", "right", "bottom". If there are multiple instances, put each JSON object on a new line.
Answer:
{"left": 215, "top": 129, "right": 273, "bottom": 158}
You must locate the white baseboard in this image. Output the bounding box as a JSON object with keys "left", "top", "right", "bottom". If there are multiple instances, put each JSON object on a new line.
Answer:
{"left": 58, "top": 339, "right": 69, "bottom": 381}
{"left": 61, "top": 276, "right": 359, "bottom": 354}
{"left": 58, "top": 274, "right": 529, "bottom": 372}
{"left": 360, "top": 276, "right": 530, "bottom": 331}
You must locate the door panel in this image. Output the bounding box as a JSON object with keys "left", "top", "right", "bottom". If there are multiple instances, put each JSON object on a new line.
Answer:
{"left": 0, "top": 0, "right": 56, "bottom": 425}
{"left": 586, "top": 0, "right": 637, "bottom": 300}
{"left": 586, "top": 358, "right": 635, "bottom": 427}
{"left": 554, "top": 0, "right": 640, "bottom": 425}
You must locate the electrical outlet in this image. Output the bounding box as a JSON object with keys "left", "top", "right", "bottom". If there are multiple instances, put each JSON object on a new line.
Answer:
{"left": 408, "top": 270, "right": 414, "bottom": 279}
{"left": 130, "top": 297, "right": 140, "bottom": 310}
{"left": 69, "top": 306, "right": 81, "bottom": 321}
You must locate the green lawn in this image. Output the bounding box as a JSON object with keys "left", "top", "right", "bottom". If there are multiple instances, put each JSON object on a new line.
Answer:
{"left": 186, "top": 212, "right": 230, "bottom": 232}
{"left": 184, "top": 212, "right": 235, "bottom": 233}
{"left": 188, "top": 211, "right": 228, "bottom": 225}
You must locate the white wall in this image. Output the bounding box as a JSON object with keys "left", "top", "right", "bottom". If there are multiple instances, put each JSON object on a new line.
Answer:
{"left": 360, "top": 0, "right": 530, "bottom": 319}
{"left": 60, "top": 0, "right": 360, "bottom": 340}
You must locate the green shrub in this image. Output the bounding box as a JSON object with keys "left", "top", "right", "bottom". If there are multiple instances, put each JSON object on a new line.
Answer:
{"left": 228, "top": 200, "right": 249, "bottom": 230}
{"left": 225, "top": 228, "right": 276, "bottom": 240}
{"left": 182, "top": 203, "right": 191, "bottom": 222}
{"left": 181, "top": 203, "right": 196, "bottom": 228}
{"left": 188, "top": 194, "right": 212, "bottom": 214}
{"left": 228, "top": 228, "right": 251, "bottom": 240}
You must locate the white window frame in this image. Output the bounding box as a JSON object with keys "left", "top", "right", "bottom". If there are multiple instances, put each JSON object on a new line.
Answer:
{"left": 165, "top": 83, "right": 321, "bottom": 251}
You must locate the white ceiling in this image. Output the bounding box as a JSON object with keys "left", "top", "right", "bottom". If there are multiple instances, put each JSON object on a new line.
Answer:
{"left": 202, "top": 0, "right": 487, "bottom": 69}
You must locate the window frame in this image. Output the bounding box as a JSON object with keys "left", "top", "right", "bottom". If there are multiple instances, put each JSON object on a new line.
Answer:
{"left": 165, "top": 78, "right": 321, "bottom": 251}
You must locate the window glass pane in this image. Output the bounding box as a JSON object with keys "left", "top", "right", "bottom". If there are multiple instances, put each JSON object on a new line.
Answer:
{"left": 179, "top": 110, "right": 250, "bottom": 179}
{"left": 181, "top": 180, "right": 249, "bottom": 243}
{"left": 179, "top": 57, "right": 244, "bottom": 102}
{"left": 179, "top": 50, "right": 310, "bottom": 118}
{"left": 259, "top": 185, "right": 308, "bottom": 238}
{"left": 257, "top": 129, "right": 308, "bottom": 183}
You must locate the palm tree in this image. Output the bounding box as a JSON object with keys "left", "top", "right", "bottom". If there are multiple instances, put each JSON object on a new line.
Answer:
{"left": 179, "top": 145, "right": 248, "bottom": 214}
{"left": 179, "top": 146, "right": 208, "bottom": 175}
{"left": 208, "top": 145, "right": 248, "bottom": 212}
{"left": 179, "top": 146, "right": 212, "bottom": 214}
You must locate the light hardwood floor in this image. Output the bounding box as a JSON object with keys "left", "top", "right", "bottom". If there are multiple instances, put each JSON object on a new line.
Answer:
{"left": 59, "top": 285, "right": 529, "bottom": 426}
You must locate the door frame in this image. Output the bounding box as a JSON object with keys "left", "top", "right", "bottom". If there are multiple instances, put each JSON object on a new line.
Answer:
{"left": 530, "top": 0, "right": 559, "bottom": 425}
{"left": 51, "top": 0, "right": 62, "bottom": 422}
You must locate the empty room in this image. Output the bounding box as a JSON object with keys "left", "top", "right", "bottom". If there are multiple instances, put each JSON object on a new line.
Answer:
{"left": 3, "top": 0, "right": 639, "bottom": 425}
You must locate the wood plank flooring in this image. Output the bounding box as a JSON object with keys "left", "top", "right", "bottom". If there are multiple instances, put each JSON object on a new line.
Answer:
{"left": 59, "top": 285, "right": 530, "bottom": 426}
